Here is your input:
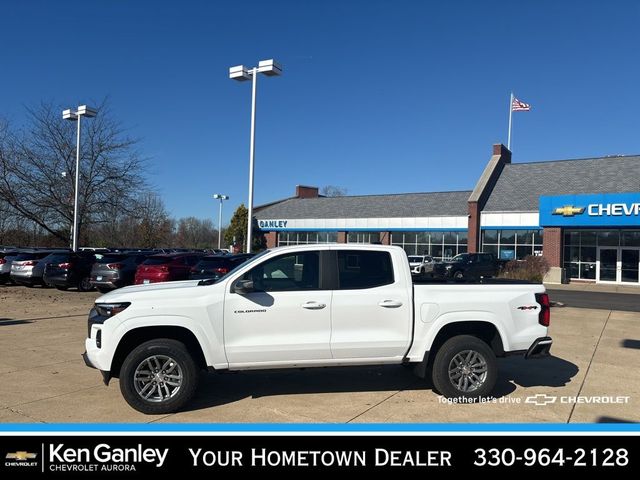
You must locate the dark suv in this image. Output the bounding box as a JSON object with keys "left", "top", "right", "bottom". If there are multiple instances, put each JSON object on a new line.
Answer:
{"left": 432, "top": 253, "right": 500, "bottom": 280}
{"left": 43, "top": 251, "right": 97, "bottom": 291}
{"left": 189, "top": 254, "right": 254, "bottom": 281}
{"left": 90, "top": 252, "right": 149, "bottom": 292}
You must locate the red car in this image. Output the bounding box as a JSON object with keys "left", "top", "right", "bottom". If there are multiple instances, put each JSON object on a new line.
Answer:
{"left": 134, "top": 253, "right": 204, "bottom": 285}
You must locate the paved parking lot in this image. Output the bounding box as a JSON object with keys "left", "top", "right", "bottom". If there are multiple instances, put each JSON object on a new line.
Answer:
{"left": 1, "top": 284, "right": 639, "bottom": 424}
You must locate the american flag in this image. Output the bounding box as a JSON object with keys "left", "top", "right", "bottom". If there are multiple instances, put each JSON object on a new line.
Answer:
{"left": 512, "top": 97, "right": 531, "bottom": 111}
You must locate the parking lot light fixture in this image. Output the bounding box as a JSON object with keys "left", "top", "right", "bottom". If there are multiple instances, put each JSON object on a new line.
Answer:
{"left": 62, "top": 105, "right": 98, "bottom": 252}
{"left": 229, "top": 59, "right": 282, "bottom": 253}
{"left": 212, "top": 194, "right": 229, "bottom": 250}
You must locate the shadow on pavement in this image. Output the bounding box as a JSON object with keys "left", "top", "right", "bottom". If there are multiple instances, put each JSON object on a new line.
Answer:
{"left": 621, "top": 339, "right": 640, "bottom": 350}
{"left": 0, "top": 318, "right": 33, "bottom": 326}
{"left": 185, "top": 365, "right": 427, "bottom": 412}
{"left": 597, "top": 416, "right": 638, "bottom": 423}
{"left": 182, "top": 355, "right": 579, "bottom": 412}
{"left": 493, "top": 355, "right": 579, "bottom": 397}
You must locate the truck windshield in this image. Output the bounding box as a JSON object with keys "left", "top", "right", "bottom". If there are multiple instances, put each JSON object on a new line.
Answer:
{"left": 198, "top": 249, "right": 270, "bottom": 285}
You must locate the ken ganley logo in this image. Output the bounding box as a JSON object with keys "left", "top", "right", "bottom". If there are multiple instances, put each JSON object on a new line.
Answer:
{"left": 47, "top": 443, "right": 168, "bottom": 473}
{"left": 5, "top": 451, "right": 38, "bottom": 468}
{"left": 552, "top": 205, "right": 585, "bottom": 217}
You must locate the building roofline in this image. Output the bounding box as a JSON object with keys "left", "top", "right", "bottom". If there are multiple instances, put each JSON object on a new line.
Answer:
{"left": 506, "top": 154, "right": 640, "bottom": 166}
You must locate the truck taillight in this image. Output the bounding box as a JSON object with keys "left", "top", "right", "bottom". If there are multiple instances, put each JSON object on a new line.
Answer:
{"left": 535, "top": 293, "right": 550, "bottom": 327}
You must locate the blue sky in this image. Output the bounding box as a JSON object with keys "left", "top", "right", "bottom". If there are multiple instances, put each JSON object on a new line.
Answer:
{"left": 2, "top": 1, "right": 639, "bottom": 225}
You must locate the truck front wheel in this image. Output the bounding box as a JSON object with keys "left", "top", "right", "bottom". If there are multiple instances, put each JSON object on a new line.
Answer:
{"left": 119, "top": 339, "right": 199, "bottom": 414}
{"left": 431, "top": 335, "right": 497, "bottom": 401}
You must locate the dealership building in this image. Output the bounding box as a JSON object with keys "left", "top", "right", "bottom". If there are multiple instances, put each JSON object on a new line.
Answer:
{"left": 254, "top": 144, "right": 640, "bottom": 285}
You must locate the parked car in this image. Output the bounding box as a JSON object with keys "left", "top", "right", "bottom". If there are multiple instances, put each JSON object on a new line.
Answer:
{"left": 407, "top": 255, "right": 434, "bottom": 276}
{"left": 10, "top": 250, "right": 67, "bottom": 287}
{"left": 84, "top": 244, "right": 552, "bottom": 414}
{"left": 189, "top": 254, "right": 255, "bottom": 281}
{"left": 0, "top": 250, "right": 22, "bottom": 284}
{"left": 43, "top": 251, "right": 98, "bottom": 291}
{"left": 90, "top": 252, "right": 149, "bottom": 292}
{"left": 134, "top": 253, "right": 204, "bottom": 285}
{"left": 432, "top": 252, "right": 500, "bottom": 280}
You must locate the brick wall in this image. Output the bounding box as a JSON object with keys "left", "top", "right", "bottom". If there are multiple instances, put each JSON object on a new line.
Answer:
{"left": 264, "top": 231, "right": 277, "bottom": 249}
{"left": 295, "top": 185, "right": 319, "bottom": 198}
{"left": 542, "top": 227, "right": 562, "bottom": 267}
{"left": 468, "top": 202, "right": 480, "bottom": 253}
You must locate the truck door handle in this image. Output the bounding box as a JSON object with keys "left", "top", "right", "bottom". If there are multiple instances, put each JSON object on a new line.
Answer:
{"left": 378, "top": 300, "right": 403, "bottom": 308}
{"left": 302, "top": 301, "right": 326, "bottom": 310}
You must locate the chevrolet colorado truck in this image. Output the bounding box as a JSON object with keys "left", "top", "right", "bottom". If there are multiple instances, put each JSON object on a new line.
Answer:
{"left": 83, "top": 245, "right": 552, "bottom": 414}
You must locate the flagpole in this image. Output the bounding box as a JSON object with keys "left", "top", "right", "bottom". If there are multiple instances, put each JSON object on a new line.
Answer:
{"left": 507, "top": 92, "right": 513, "bottom": 150}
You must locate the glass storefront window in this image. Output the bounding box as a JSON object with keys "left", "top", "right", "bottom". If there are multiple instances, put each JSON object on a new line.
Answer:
{"left": 622, "top": 231, "right": 640, "bottom": 246}
{"left": 482, "top": 230, "right": 498, "bottom": 243}
{"left": 481, "top": 229, "right": 543, "bottom": 260}
{"left": 391, "top": 231, "right": 467, "bottom": 261}
{"left": 597, "top": 231, "right": 619, "bottom": 246}
{"left": 278, "top": 231, "right": 338, "bottom": 246}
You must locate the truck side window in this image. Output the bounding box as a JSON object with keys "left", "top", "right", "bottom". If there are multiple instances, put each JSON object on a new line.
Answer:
{"left": 336, "top": 250, "right": 394, "bottom": 289}
{"left": 244, "top": 251, "right": 320, "bottom": 292}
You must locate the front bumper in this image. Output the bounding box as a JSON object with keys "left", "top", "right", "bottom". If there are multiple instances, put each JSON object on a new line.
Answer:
{"left": 82, "top": 351, "right": 111, "bottom": 385}
{"left": 525, "top": 336, "right": 553, "bottom": 359}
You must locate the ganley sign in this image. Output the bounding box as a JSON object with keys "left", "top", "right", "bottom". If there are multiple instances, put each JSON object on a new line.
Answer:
{"left": 540, "top": 192, "right": 640, "bottom": 227}
{"left": 257, "top": 219, "right": 289, "bottom": 229}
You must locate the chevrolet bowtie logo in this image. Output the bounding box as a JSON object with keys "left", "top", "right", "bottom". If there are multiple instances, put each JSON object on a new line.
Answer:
{"left": 5, "top": 451, "right": 37, "bottom": 461}
{"left": 552, "top": 205, "right": 585, "bottom": 217}
{"left": 525, "top": 394, "right": 557, "bottom": 406}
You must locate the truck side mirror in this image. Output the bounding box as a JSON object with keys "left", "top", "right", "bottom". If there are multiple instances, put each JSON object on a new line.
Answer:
{"left": 233, "top": 279, "right": 254, "bottom": 294}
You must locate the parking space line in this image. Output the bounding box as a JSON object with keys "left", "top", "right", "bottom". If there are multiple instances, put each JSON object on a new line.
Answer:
{"left": 346, "top": 381, "right": 420, "bottom": 423}
{"left": 567, "top": 310, "right": 612, "bottom": 423}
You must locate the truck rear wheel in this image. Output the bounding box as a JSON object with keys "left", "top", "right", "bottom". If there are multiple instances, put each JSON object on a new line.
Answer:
{"left": 119, "top": 339, "right": 199, "bottom": 414}
{"left": 431, "top": 335, "right": 497, "bottom": 401}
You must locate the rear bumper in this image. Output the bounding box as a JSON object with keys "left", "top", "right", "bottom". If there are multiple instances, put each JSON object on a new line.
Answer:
{"left": 525, "top": 336, "right": 553, "bottom": 359}
{"left": 44, "top": 274, "right": 77, "bottom": 287}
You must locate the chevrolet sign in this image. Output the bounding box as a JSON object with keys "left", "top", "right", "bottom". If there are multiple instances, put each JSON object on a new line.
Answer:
{"left": 552, "top": 206, "right": 585, "bottom": 217}
{"left": 540, "top": 193, "right": 640, "bottom": 227}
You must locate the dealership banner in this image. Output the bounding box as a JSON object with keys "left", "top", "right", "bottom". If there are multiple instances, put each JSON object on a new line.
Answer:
{"left": 539, "top": 192, "right": 640, "bottom": 227}
{"left": 0, "top": 434, "right": 636, "bottom": 475}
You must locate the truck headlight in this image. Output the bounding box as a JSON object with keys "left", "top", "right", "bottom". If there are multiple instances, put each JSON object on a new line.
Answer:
{"left": 95, "top": 302, "right": 131, "bottom": 317}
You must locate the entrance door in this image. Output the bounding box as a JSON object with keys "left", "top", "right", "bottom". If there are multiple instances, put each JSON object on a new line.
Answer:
{"left": 597, "top": 247, "right": 640, "bottom": 284}
{"left": 597, "top": 248, "right": 618, "bottom": 282}
{"left": 620, "top": 248, "right": 640, "bottom": 284}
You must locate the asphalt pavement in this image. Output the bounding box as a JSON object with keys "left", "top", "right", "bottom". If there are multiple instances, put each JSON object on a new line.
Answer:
{"left": 547, "top": 289, "right": 640, "bottom": 312}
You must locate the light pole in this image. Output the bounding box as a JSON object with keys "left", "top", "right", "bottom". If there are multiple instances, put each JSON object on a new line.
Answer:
{"left": 212, "top": 194, "right": 229, "bottom": 250}
{"left": 229, "top": 59, "right": 282, "bottom": 253}
{"left": 62, "top": 105, "right": 97, "bottom": 252}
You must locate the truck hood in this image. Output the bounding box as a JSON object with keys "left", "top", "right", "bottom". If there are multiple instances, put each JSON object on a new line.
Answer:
{"left": 95, "top": 279, "right": 205, "bottom": 303}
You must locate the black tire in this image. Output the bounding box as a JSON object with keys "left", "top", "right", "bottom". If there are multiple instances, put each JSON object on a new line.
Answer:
{"left": 119, "top": 339, "right": 199, "bottom": 414}
{"left": 77, "top": 276, "right": 94, "bottom": 292}
{"left": 452, "top": 270, "right": 464, "bottom": 280}
{"left": 55, "top": 286, "right": 69, "bottom": 291}
{"left": 431, "top": 335, "right": 497, "bottom": 401}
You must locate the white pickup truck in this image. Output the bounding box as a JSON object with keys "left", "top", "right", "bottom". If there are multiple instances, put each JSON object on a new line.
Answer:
{"left": 83, "top": 245, "right": 552, "bottom": 414}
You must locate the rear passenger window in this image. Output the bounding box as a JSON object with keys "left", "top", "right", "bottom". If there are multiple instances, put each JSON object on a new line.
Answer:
{"left": 337, "top": 251, "right": 394, "bottom": 289}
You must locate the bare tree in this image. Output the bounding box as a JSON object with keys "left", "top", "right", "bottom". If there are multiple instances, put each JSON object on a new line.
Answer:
{"left": 174, "top": 217, "right": 217, "bottom": 249}
{"left": 0, "top": 101, "right": 147, "bottom": 245}
{"left": 321, "top": 185, "right": 348, "bottom": 197}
